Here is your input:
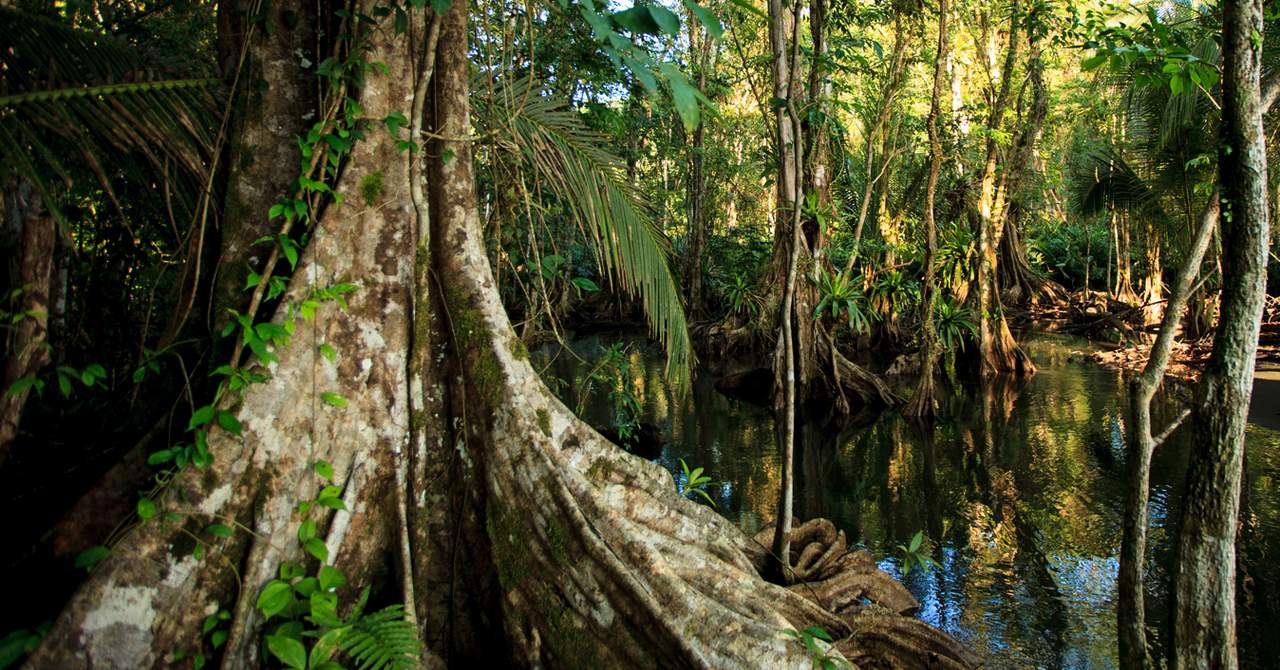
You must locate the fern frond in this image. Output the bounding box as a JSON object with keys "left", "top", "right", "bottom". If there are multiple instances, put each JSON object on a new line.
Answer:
{"left": 477, "top": 76, "right": 694, "bottom": 387}
{"left": 338, "top": 605, "right": 419, "bottom": 670}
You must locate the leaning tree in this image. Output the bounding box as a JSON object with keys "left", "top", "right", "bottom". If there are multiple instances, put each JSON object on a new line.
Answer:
{"left": 26, "top": 2, "right": 974, "bottom": 668}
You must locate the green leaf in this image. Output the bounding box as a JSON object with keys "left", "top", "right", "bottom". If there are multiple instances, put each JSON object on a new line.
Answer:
{"left": 804, "top": 626, "right": 833, "bottom": 641}
{"left": 136, "top": 498, "right": 157, "bottom": 520}
{"left": 571, "top": 277, "right": 600, "bottom": 292}
{"left": 319, "top": 565, "right": 348, "bottom": 591}
{"left": 281, "top": 239, "right": 299, "bottom": 270}
{"left": 321, "top": 392, "right": 348, "bottom": 408}
{"left": 57, "top": 372, "right": 72, "bottom": 398}
{"left": 188, "top": 405, "right": 215, "bottom": 431}
{"left": 293, "top": 577, "right": 320, "bottom": 598}
{"left": 431, "top": 0, "right": 452, "bottom": 14}
{"left": 1081, "top": 53, "right": 1108, "bottom": 71}
{"left": 299, "top": 518, "right": 317, "bottom": 543}
{"left": 206, "top": 523, "right": 233, "bottom": 538}
{"left": 74, "top": 545, "right": 109, "bottom": 571}
{"left": 661, "top": 64, "right": 700, "bottom": 132}
{"left": 624, "top": 57, "right": 658, "bottom": 92}
{"left": 318, "top": 343, "right": 337, "bottom": 363}
{"left": 305, "top": 537, "right": 330, "bottom": 562}
{"left": 4, "top": 376, "right": 41, "bottom": 398}
{"left": 216, "top": 410, "right": 242, "bottom": 436}
{"left": 612, "top": 6, "right": 660, "bottom": 34}
{"left": 256, "top": 580, "right": 294, "bottom": 620}
{"left": 647, "top": 3, "right": 680, "bottom": 35}
{"left": 316, "top": 496, "right": 348, "bottom": 511}
{"left": 682, "top": 0, "right": 723, "bottom": 38}
{"left": 265, "top": 634, "right": 307, "bottom": 670}
{"left": 384, "top": 111, "right": 408, "bottom": 137}
{"left": 310, "top": 591, "right": 342, "bottom": 627}
{"left": 309, "top": 628, "right": 346, "bottom": 668}
{"left": 909, "top": 530, "right": 923, "bottom": 552}
{"left": 315, "top": 460, "right": 335, "bottom": 482}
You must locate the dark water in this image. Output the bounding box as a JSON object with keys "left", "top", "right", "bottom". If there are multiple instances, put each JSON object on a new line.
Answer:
{"left": 534, "top": 333, "right": 1280, "bottom": 669}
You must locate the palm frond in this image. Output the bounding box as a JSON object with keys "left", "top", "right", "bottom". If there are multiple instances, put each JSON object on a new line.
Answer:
{"left": 1066, "top": 144, "right": 1161, "bottom": 218}
{"left": 0, "top": 6, "right": 221, "bottom": 224}
{"left": 477, "top": 76, "right": 693, "bottom": 386}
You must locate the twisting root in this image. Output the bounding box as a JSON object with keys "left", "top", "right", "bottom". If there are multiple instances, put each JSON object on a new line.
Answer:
{"left": 753, "top": 518, "right": 978, "bottom": 669}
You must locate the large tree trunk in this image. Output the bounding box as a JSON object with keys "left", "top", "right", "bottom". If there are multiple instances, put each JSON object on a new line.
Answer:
{"left": 1171, "top": 0, "right": 1269, "bottom": 664}
{"left": 26, "top": 6, "right": 415, "bottom": 664}
{"left": 198, "top": 0, "right": 321, "bottom": 340}
{"left": 28, "top": 5, "right": 971, "bottom": 669}
{"left": 971, "top": 0, "right": 1033, "bottom": 378}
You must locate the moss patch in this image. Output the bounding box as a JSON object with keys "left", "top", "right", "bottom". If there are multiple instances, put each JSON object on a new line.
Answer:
{"left": 359, "top": 170, "right": 385, "bottom": 206}
{"left": 444, "top": 282, "right": 505, "bottom": 403}
{"left": 536, "top": 409, "right": 552, "bottom": 437}
{"left": 586, "top": 458, "right": 615, "bottom": 483}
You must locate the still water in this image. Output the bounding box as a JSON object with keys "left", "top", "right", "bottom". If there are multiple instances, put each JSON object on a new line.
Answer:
{"left": 534, "top": 333, "right": 1280, "bottom": 669}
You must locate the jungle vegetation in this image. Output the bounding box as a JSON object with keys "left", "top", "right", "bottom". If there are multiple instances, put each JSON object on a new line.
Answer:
{"left": 0, "top": 0, "right": 1274, "bottom": 666}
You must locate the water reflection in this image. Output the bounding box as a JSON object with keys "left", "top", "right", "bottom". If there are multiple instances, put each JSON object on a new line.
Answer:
{"left": 534, "top": 333, "right": 1280, "bottom": 669}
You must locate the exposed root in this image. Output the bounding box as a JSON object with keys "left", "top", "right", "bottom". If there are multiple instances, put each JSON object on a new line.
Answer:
{"left": 838, "top": 607, "right": 982, "bottom": 669}
{"left": 818, "top": 332, "right": 901, "bottom": 407}
{"left": 746, "top": 518, "right": 975, "bottom": 668}
{"left": 752, "top": 519, "right": 919, "bottom": 616}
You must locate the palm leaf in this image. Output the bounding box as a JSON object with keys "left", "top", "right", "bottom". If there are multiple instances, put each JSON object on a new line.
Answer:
{"left": 477, "top": 76, "right": 693, "bottom": 386}
{"left": 0, "top": 6, "right": 221, "bottom": 225}
{"left": 1067, "top": 144, "right": 1161, "bottom": 219}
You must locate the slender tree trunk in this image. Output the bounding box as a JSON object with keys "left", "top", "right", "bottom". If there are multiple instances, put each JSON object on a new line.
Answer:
{"left": 683, "top": 25, "right": 715, "bottom": 320}
{"left": 767, "top": 0, "right": 804, "bottom": 582}
{"left": 1172, "top": 0, "right": 1268, "bottom": 664}
{"left": 904, "top": 0, "right": 950, "bottom": 417}
{"left": 1118, "top": 193, "right": 1216, "bottom": 669}
{"left": 0, "top": 179, "right": 54, "bottom": 467}
{"left": 849, "top": 16, "right": 908, "bottom": 256}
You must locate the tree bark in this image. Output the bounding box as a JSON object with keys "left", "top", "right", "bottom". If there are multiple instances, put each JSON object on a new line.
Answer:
{"left": 1171, "top": 0, "right": 1268, "bottom": 664}
{"left": 206, "top": 0, "right": 320, "bottom": 336}
{"left": 0, "top": 179, "right": 55, "bottom": 468}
